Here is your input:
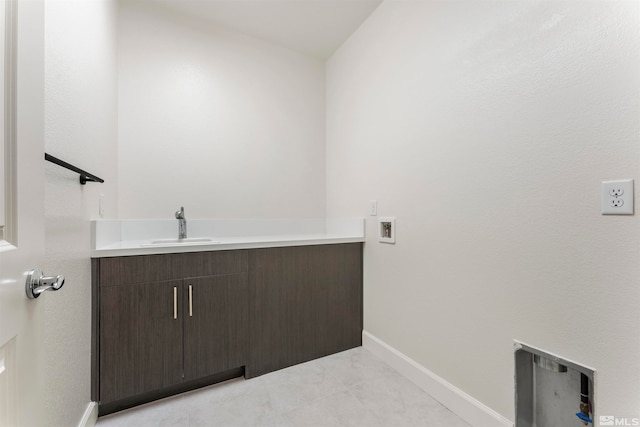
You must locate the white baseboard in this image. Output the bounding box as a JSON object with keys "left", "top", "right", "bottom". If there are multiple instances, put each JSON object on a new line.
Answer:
{"left": 362, "top": 331, "right": 513, "bottom": 427}
{"left": 77, "top": 402, "right": 98, "bottom": 427}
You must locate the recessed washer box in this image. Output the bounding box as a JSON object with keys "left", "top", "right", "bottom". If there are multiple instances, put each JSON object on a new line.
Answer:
{"left": 378, "top": 217, "right": 395, "bottom": 244}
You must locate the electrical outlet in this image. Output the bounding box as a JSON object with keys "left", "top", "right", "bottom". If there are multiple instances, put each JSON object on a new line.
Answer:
{"left": 609, "top": 187, "right": 625, "bottom": 197}
{"left": 610, "top": 198, "right": 624, "bottom": 208}
{"left": 602, "top": 179, "right": 633, "bottom": 215}
{"left": 370, "top": 200, "right": 377, "bottom": 216}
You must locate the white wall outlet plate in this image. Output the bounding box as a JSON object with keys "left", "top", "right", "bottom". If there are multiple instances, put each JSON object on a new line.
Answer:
{"left": 378, "top": 217, "right": 395, "bottom": 243}
{"left": 99, "top": 193, "right": 105, "bottom": 218}
{"left": 601, "top": 179, "right": 634, "bottom": 215}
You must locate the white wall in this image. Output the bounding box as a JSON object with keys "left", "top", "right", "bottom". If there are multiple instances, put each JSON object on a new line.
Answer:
{"left": 327, "top": 0, "right": 640, "bottom": 422}
{"left": 44, "top": 0, "right": 118, "bottom": 425}
{"left": 117, "top": 0, "right": 326, "bottom": 219}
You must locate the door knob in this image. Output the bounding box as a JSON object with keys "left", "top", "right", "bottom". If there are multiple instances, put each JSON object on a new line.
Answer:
{"left": 25, "top": 268, "right": 65, "bottom": 299}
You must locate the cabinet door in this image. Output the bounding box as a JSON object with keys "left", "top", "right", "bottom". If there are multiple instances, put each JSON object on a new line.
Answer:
{"left": 183, "top": 273, "right": 248, "bottom": 381}
{"left": 99, "top": 280, "right": 184, "bottom": 403}
{"left": 248, "top": 243, "right": 363, "bottom": 377}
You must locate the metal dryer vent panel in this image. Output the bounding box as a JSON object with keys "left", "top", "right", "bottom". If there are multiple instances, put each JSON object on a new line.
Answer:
{"left": 514, "top": 341, "right": 595, "bottom": 427}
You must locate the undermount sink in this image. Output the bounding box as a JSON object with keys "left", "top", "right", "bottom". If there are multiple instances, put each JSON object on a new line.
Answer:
{"left": 141, "top": 237, "right": 220, "bottom": 247}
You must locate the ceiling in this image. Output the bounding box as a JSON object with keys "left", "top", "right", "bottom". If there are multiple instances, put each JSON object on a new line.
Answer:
{"left": 150, "top": 0, "right": 384, "bottom": 60}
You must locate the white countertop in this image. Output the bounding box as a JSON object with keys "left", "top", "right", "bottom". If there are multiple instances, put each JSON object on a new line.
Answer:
{"left": 92, "top": 218, "right": 365, "bottom": 258}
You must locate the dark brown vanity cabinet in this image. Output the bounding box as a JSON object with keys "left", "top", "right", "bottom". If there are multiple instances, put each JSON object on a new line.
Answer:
{"left": 182, "top": 274, "right": 248, "bottom": 381}
{"left": 247, "top": 243, "right": 363, "bottom": 378}
{"left": 92, "top": 251, "right": 248, "bottom": 413}
{"left": 98, "top": 279, "right": 184, "bottom": 403}
{"left": 92, "top": 243, "right": 363, "bottom": 415}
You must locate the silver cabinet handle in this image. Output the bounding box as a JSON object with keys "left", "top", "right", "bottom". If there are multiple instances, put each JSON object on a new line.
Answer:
{"left": 25, "top": 268, "right": 65, "bottom": 299}
{"left": 173, "top": 287, "right": 178, "bottom": 319}
{"left": 188, "top": 285, "right": 193, "bottom": 317}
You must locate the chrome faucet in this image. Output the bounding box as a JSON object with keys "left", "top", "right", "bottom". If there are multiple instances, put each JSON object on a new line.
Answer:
{"left": 175, "top": 206, "right": 187, "bottom": 239}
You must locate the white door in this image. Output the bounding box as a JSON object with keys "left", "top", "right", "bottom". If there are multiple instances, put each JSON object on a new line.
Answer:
{"left": 0, "top": 0, "right": 47, "bottom": 426}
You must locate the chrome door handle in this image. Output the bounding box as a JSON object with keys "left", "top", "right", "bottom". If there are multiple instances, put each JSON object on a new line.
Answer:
{"left": 25, "top": 268, "right": 65, "bottom": 299}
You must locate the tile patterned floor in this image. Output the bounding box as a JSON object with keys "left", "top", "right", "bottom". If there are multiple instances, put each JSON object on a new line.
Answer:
{"left": 95, "top": 347, "right": 471, "bottom": 427}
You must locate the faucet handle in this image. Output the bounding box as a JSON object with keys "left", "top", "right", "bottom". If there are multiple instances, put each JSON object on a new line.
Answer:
{"left": 175, "top": 206, "right": 185, "bottom": 219}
